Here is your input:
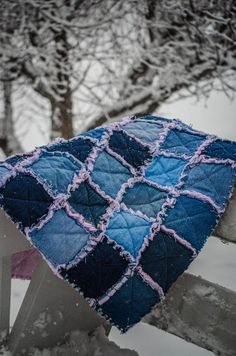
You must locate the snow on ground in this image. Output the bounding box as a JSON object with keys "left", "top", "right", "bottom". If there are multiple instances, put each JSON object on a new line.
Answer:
{"left": 30, "top": 326, "right": 138, "bottom": 356}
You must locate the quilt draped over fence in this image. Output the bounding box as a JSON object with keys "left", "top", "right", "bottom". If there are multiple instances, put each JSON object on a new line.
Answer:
{"left": 0, "top": 116, "right": 235, "bottom": 331}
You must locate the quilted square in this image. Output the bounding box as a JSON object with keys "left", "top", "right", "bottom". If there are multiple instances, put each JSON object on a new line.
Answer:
{"left": 203, "top": 139, "right": 236, "bottom": 161}
{"left": 46, "top": 137, "right": 94, "bottom": 162}
{"left": 144, "top": 156, "right": 187, "bottom": 186}
{"left": 122, "top": 121, "right": 164, "bottom": 144}
{"left": 0, "top": 165, "right": 10, "bottom": 176}
{"left": 105, "top": 210, "right": 152, "bottom": 258}
{"left": 182, "top": 162, "right": 235, "bottom": 207}
{"left": 161, "top": 129, "right": 205, "bottom": 155}
{"left": 99, "top": 271, "right": 161, "bottom": 332}
{"left": 28, "top": 151, "right": 82, "bottom": 195}
{"left": 140, "top": 231, "right": 193, "bottom": 292}
{"left": 0, "top": 115, "right": 235, "bottom": 333}
{"left": 122, "top": 182, "right": 168, "bottom": 218}
{"left": 0, "top": 173, "right": 53, "bottom": 229}
{"left": 29, "top": 208, "right": 90, "bottom": 267}
{"left": 91, "top": 150, "right": 132, "bottom": 198}
{"left": 163, "top": 195, "right": 218, "bottom": 252}
{"left": 59, "top": 237, "right": 128, "bottom": 299}
{"left": 68, "top": 180, "right": 109, "bottom": 227}
{"left": 80, "top": 127, "right": 106, "bottom": 140}
{"left": 5, "top": 153, "right": 33, "bottom": 166}
{"left": 108, "top": 130, "right": 152, "bottom": 169}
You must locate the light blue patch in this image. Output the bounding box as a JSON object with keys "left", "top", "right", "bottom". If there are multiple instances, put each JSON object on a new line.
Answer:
{"left": 122, "top": 121, "right": 164, "bottom": 144}
{"left": 145, "top": 156, "right": 187, "bottom": 186}
{"left": 28, "top": 152, "right": 81, "bottom": 194}
{"left": 0, "top": 165, "right": 10, "bottom": 178}
{"left": 80, "top": 127, "right": 106, "bottom": 140}
{"left": 139, "top": 116, "right": 171, "bottom": 123}
{"left": 161, "top": 129, "right": 205, "bottom": 155}
{"left": 29, "top": 208, "right": 90, "bottom": 267}
{"left": 91, "top": 151, "right": 132, "bottom": 198}
{"left": 122, "top": 182, "right": 167, "bottom": 218}
{"left": 183, "top": 162, "right": 235, "bottom": 207}
{"left": 106, "top": 210, "right": 151, "bottom": 258}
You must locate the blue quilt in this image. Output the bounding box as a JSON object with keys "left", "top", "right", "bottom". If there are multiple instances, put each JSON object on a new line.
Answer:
{"left": 0, "top": 115, "right": 235, "bottom": 332}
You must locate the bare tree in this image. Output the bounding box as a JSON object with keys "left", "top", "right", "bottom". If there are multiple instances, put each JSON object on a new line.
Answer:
{"left": 89, "top": 0, "right": 236, "bottom": 128}
{"left": 0, "top": 0, "right": 235, "bottom": 153}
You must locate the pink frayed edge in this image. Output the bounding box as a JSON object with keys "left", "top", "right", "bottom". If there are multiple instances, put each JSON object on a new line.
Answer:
{"left": 16, "top": 166, "right": 56, "bottom": 200}
{"left": 154, "top": 121, "right": 177, "bottom": 153}
{"left": 200, "top": 155, "right": 235, "bottom": 167}
{"left": 105, "top": 146, "right": 137, "bottom": 176}
{"left": 133, "top": 118, "right": 167, "bottom": 126}
{"left": 161, "top": 225, "right": 197, "bottom": 257}
{"left": 64, "top": 202, "right": 97, "bottom": 233}
{"left": 177, "top": 135, "right": 216, "bottom": 188}
{"left": 120, "top": 202, "right": 155, "bottom": 223}
{"left": 136, "top": 197, "right": 176, "bottom": 263}
{"left": 137, "top": 266, "right": 165, "bottom": 299}
{"left": 97, "top": 267, "right": 133, "bottom": 305}
{"left": 158, "top": 150, "right": 192, "bottom": 161}
{"left": 20, "top": 148, "right": 42, "bottom": 167}
{"left": 118, "top": 127, "right": 154, "bottom": 152}
{"left": 87, "top": 176, "right": 114, "bottom": 203}
{"left": 97, "top": 234, "right": 135, "bottom": 264}
{"left": 1, "top": 162, "right": 15, "bottom": 170}
{"left": 181, "top": 189, "right": 223, "bottom": 214}
{"left": 68, "top": 167, "right": 89, "bottom": 192}
{"left": 24, "top": 197, "right": 62, "bottom": 234}
{"left": 57, "top": 237, "right": 98, "bottom": 271}
{"left": 86, "top": 129, "right": 111, "bottom": 172}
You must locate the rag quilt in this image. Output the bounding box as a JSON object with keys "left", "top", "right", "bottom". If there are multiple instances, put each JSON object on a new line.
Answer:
{"left": 0, "top": 115, "right": 236, "bottom": 331}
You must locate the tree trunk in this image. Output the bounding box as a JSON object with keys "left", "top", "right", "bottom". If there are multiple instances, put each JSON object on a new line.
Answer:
{"left": 50, "top": 29, "right": 74, "bottom": 141}
{"left": 0, "top": 81, "right": 22, "bottom": 156}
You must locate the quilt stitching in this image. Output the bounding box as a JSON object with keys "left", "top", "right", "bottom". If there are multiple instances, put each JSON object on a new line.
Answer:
{"left": 0, "top": 115, "right": 236, "bottom": 332}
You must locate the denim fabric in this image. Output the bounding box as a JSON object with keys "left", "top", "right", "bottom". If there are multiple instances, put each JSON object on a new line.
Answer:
{"left": 164, "top": 195, "right": 217, "bottom": 252}
{"left": 109, "top": 130, "right": 152, "bottom": 169}
{"left": 68, "top": 180, "right": 109, "bottom": 227}
{"left": 0, "top": 173, "right": 52, "bottom": 229}
{"left": 0, "top": 115, "right": 235, "bottom": 332}
{"left": 29, "top": 152, "right": 81, "bottom": 194}
{"left": 46, "top": 137, "right": 94, "bottom": 162}
{"left": 161, "top": 129, "right": 205, "bottom": 155}
{"left": 30, "top": 208, "right": 90, "bottom": 266}
{"left": 80, "top": 127, "right": 106, "bottom": 140}
{"left": 182, "top": 162, "right": 235, "bottom": 207}
{"left": 145, "top": 156, "right": 186, "bottom": 186}
{"left": 59, "top": 237, "right": 128, "bottom": 298}
{"left": 203, "top": 139, "right": 236, "bottom": 161}
{"left": 100, "top": 272, "right": 160, "bottom": 331}
{"left": 0, "top": 165, "right": 10, "bottom": 176}
{"left": 122, "top": 182, "right": 167, "bottom": 218}
{"left": 140, "top": 231, "right": 193, "bottom": 292}
{"left": 5, "top": 153, "right": 33, "bottom": 166}
{"left": 106, "top": 210, "right": 151, "bottom": 258}
{"left": 123, "top": 121, "right": 163, "bottom": 144}
{"left": 91, "top": 150, "right": 132, "bottom": 198}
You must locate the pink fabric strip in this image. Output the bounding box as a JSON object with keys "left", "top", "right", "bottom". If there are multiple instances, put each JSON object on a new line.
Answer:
{"left": 12, "top": 249, "right": 41, "bottom": 279}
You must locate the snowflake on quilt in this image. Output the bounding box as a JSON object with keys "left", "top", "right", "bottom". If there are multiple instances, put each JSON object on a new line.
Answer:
{"left": 0, "top": 116, "right": 235, "bottom": 332}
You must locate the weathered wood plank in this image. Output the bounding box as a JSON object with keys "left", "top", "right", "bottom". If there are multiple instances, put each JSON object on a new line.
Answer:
{"left": 214, "top": 188, "right": 236, "bottom": 243}
{"left": 0, "top": 256, "right": 11, "bottom": 337}
{"left": 9, "top": 259, "right": 110, "bottom": 355}
{"left": 144, "top": 273, "right": 236, "bottom": 356}
{"left": 0, "top": 209, "right": 30, "bottom": 257}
